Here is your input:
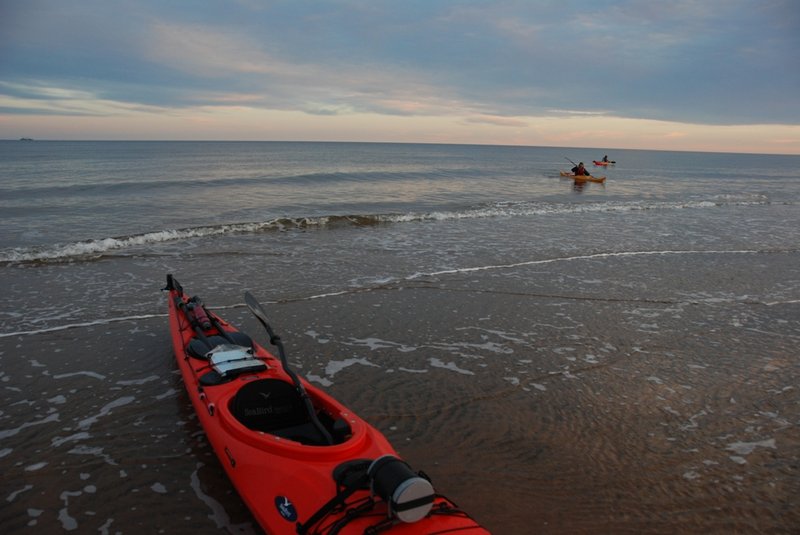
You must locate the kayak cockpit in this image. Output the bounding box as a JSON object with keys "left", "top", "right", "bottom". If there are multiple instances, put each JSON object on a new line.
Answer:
{"left": 230, "top": 378, "right": 352, "bottom": 446}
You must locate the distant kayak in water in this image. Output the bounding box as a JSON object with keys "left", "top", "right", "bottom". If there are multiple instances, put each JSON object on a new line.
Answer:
{"left": 560, "top": 171, "right": 606, "bottom": 183}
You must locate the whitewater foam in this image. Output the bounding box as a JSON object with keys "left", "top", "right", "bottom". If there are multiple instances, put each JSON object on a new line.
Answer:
{"left": 0, "top": 197, "right": 771, "bottom": 264}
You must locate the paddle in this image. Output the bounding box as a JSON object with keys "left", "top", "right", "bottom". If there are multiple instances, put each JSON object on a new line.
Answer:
{"left": 244, "top": 291, "right": 334, "bottom": 445}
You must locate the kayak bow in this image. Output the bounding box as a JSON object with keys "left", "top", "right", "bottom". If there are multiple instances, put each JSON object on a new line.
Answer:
{"left": 164, "top": 274, "right": 490, "bottom": 535}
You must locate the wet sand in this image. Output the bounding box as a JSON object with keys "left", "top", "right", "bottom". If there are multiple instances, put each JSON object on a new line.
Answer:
{"left": 2, "top": 248, "right": 799, "bottom": 534}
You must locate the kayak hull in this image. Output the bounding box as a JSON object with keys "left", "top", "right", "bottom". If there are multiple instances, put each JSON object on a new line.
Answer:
{"left": 560, "top": 171, "right": 606, "bottom": 183}
{"left": 166, "top": 275, "right": 489, "bottom": 535}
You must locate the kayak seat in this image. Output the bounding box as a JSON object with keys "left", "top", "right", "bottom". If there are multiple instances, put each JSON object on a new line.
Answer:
{"left": 232, "top": 379, "right": 336, "bottom": 446}
{"left": 187, "top": 332, "right": 253, "bottom": 359}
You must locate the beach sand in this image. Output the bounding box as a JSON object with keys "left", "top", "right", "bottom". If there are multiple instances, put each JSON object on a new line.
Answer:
{"left": 2, "top": 247, "right": 798, "bottom": 533}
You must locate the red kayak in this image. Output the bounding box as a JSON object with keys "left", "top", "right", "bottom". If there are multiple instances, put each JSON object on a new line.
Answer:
{"left": 592, "top": 160, "right": 615, "bottom": 166}
{"left": 165, "top": 275, "right": 490, "bottom": 535}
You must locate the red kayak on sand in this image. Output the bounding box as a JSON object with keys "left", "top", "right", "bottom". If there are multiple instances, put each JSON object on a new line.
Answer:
{"left": 164, "top": 274, "right": 490, "bottom": 535}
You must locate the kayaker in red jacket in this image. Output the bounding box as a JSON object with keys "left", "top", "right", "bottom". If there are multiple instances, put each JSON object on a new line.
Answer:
{"left": 571, "top": 162, "right": 591, "bottom": 176}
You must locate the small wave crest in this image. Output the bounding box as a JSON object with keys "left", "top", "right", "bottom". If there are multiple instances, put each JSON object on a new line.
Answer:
{"left": 0, "top": 196, "right": 771, "bottom": 265}
{"left": 0, "top": 217, "right": 337, "bottom": 264}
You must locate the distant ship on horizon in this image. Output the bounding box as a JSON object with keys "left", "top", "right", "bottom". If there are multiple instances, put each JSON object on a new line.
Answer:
{"left": 19, "top": 137, "right": 34, "bottom": 141}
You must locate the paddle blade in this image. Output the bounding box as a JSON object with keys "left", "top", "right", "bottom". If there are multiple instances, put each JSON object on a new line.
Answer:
{"left": 244, "top": 291, "right": 274, "bottom": 333}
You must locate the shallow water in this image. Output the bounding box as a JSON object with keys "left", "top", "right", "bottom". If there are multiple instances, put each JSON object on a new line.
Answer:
{"left": 1, "top": 142, "right": 799, "bottom": 533}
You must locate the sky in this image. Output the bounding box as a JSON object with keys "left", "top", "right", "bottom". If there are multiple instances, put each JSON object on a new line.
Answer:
{"left": 1, "top": 0, "right": 799, "bottom": 154}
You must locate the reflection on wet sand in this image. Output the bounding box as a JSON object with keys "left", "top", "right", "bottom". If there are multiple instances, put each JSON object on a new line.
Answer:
{"left": 9, "top": 247, "right": 800, "bottom": 534}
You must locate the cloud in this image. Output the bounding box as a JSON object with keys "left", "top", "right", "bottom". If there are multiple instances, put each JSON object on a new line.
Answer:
{"left": 136, "top": 19, "right": 483, "bottom": 119}
{"left": 0, "top": 0, "right": 798, "bottom": 150}
{"left": 465, "top": 115, "right": 529, "bottom": 127}
{"left": 0, "top": 82, "right": 168, "bottom": 116}
{"left": 547, "top": 109, "right": 610, "bottom": 117}
{"left": 144, "top": 22, "right": 296, "bottom": 78}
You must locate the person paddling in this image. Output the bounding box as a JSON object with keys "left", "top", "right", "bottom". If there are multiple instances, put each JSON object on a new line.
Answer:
{"left": 571, "top": 162, "right": 591, "bottom": 176}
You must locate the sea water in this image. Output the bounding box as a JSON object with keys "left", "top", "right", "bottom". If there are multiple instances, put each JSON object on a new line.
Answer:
{"left": 1, "top": 141, "right": 798, "bottom": 533}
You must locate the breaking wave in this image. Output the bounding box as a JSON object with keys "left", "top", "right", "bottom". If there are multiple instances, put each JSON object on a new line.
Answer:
{"left": 0, "top": 196, "right": 771, "bottom": 265}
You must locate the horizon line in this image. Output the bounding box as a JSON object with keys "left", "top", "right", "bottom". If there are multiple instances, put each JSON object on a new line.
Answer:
{"left": 4, "top": 138, "right": 798, "bottom": 157}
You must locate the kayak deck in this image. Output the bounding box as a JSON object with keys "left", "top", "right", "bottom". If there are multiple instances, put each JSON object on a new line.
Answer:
{"left": 165, "top": 275, "right": 490, "bottom": 535}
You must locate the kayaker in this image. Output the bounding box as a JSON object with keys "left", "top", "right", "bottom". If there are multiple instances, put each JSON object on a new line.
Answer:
{"left": 571, "top": 162, "right": 591, "bottom": 176}
{"left": 602, "top": 155, "right": 609, "bottom": 162}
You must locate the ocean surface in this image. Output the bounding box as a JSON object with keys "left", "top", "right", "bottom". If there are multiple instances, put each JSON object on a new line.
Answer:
{"left": 1, "top": 141, "right": 799, "bottom": 534}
